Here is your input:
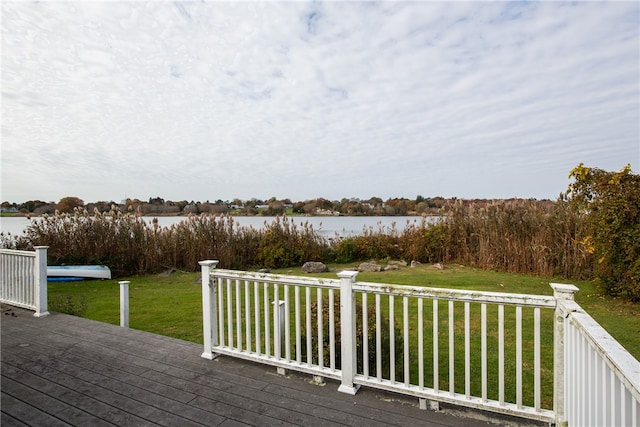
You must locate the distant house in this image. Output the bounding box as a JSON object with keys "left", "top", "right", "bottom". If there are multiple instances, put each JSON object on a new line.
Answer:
{"left": 1, "top": 207, "right": 18, "bottom": 213}
{"left": 315, "top": 208, "right": 339, "bottom": 216}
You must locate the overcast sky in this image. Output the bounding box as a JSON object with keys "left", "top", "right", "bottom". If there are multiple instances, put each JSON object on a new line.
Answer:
{"left": 1, "top": 1, "right": 638, "bottom": 204}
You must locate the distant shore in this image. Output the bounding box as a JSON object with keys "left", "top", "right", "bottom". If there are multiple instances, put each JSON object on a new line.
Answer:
{"left": 1, "top": 212, "right": 428, "bottom": 218}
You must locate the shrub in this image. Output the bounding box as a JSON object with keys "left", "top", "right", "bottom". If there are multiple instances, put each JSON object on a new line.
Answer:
{"left": 329, "top": 222, "right": 403, "bottom": 264}
{"left": 398, "top": 216, "right": 449, "bottom": 263}
{"left": 256, "top": 216, "right": 326, "bottom": 269}
{"left": 568, "top": 164, "right": 640, "bottom": 301}
{"left": 301, "top": 295, "right": 404, "bottom": 379}
{"left": 331, "top": 237, "right": 364, "bottom": 263}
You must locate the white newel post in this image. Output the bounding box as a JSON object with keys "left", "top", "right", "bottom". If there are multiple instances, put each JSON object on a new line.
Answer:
{"left": 337, "top": 270, "right": 360, "bottom": 395}
{"left": 119, "top": 281, "right": 130, "bottom": 327}
{"left": 275, "top": 300, "right": 287, "bottom": 375}
{"left": 550, "top": 283, "right": 579, "bottom": 427}
{"left": 33, "top": 246, "right": 49, "bottom": 317}
{"left": 199, "top": 260, "right": 219, "bottom": 360}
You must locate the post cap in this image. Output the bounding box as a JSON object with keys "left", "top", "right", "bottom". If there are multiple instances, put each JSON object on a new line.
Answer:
{"left": 550, "top": 283, "right": 579, "bottom": 299}
{"left": 337, "top": 270, "right": 359, "bottom": 279}
{"left": 198, "top": 260, "right": 219, "bottom": 267}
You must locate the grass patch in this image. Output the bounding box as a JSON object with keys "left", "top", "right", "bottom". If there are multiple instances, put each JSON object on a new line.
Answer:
{"left": 48, "top": 270, "right": 204, "bottom": 342}
{"left": 48, "top": 295, "right": 88, "bottom": 316}
{"left": 47, "top": 263, "right": 640, "bottom": 360}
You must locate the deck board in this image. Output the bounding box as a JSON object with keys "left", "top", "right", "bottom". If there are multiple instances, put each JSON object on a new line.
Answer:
{"left": 2, "top": 306, "right": 510, "bottom": 426}
{"left": 1, "top": 408, "right": 31, "bottom": 427}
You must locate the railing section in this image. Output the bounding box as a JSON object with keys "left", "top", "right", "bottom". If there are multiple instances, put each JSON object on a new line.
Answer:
{"left": 351, "top": 280, "right": 556, "bottom": 422}
{"left": 200, "top": 261, "right": 344, "bottom": 381}
{"left": 200, "top": 262, "right": 556, "bottom": 423}
{"left": 556, "top": 284, "right": 640, "bottom": 427}
{"left": 0, "top": 247, "right": 49, "bottom": 316}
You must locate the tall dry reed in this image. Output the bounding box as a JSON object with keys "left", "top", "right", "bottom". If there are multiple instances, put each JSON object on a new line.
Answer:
{"left": 438, "top": 199, "right": 591, "bottom": 278}
{"left": 12, "top": 209, "right": 314, "bottom": 275}
{"left": 329, "top": 199, "right": 591, "bottom": 279}
{"left": 4, "top": 201, "right": 592, "bottom": 280}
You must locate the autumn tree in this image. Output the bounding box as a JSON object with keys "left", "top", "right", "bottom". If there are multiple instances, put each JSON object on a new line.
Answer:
{"left": 56, "top": 196, "right": 84, "bottom": 213}
{"left": 148, "top": 196, "right": 165, "bottom": 205}
{"left": 292, "top": 201, "right": 305, "bottom": 214}
{"left": 568, "top": 164, "right": 640, "bottom": 301}
{"left": 265, "top": 200, "right": 285, "bottom": 216}
{"left": 18, "top": 200, "right": 49, "bottom": 213}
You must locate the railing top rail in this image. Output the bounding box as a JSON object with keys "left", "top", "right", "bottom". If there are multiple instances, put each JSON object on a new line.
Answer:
{"left": 354, "top": 280, "right": 556, "bottom": 307}
{"left": 209, "top": 268, "right": 555, "bottom": 308}
{"left": 210, "top": 269, "right": 340, "bottom": 289}
{"left": 0, "top": 248, "right": 36, "bottom": 257}
{"left": 568, "top": 307, "right": 640, "bottom": 401}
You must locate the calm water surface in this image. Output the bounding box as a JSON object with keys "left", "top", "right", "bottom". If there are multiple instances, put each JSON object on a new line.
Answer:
{"left": 1, "top": 215, "right": 434, "bottom": 238}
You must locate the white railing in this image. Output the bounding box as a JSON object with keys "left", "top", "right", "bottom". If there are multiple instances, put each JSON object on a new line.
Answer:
{"left": 352, "top": 279, "right": 556, "bottom": 421}
{"left": 557, "top": 286, "right": 640, "bottom": 427}
{"left": 200, "top": 261, "right": 562, "bottom": 422}
{"left": 0, "top": 246, "right": 49, "bottom": 317}
{"left": 199, "top": 261, "right": 345, "bottom": 381}
{"left": 200, "top": 262, "right": 640, "bottom": 425}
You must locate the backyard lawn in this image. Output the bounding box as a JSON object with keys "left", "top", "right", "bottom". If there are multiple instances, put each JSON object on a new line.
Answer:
{"left": 47, "top": 262, "right": 640, "bottom": 361}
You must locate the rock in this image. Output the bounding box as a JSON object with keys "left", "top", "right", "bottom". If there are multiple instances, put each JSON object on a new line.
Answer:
{"left": 301, "top": 262, "right": 328, "bottom": 273}
{"left": 258, "top": 268, "right": 271, "bottom": 273}
{"left": 387, "top": 260, "right": 408, "bottom": 267}
{"left": 410, "top": 260, "right": 421, "bottom": 268}
{"left": 158, "top": 268, "right": 177, "bottom": 277}
{"left": 358, "top": 262, "right": 381, "bottom": 272}
{"left": 432, "top": 263, "right": 444, "bottom": 270}
{"left": 384, "top": 264, "right": 399, "bottom": 271}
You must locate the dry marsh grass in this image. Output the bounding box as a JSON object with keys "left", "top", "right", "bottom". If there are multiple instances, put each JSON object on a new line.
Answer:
{"left": 3, "top": 200, "right": 592, "bottom": 281}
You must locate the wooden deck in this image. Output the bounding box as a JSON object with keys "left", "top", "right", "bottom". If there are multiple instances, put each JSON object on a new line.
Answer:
{"left": 1, "top": 306, "right": 524, "bottom": 426}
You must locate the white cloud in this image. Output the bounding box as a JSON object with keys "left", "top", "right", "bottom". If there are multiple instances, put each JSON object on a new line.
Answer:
{"left": 1, "top": 1, "right": 638, "bottom": 204}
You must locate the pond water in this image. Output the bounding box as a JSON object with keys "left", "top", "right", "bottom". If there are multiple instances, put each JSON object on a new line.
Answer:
{"left": 1, "top": 215, "right": 436, "bottom": 238}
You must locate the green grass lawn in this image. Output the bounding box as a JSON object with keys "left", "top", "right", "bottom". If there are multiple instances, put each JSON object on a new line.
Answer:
{"left": 47, "top": 262, "right": 640, "bottom": 361}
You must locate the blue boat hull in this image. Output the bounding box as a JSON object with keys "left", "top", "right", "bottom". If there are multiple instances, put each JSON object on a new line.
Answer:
{"left": 47, "top": 277, "right": 86, "bottom": 282}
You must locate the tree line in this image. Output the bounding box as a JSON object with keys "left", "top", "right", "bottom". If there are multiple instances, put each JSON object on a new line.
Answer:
{"left": 1, "top": 195, "right": 551, "bottom": 217}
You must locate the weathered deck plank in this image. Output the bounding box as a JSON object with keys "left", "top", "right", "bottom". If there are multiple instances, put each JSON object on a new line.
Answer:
{"left": 1, "top": 306, "right": 505, "bottom": 426}
{"left": 1, "top": 391, "right": 69, "bottom": 426}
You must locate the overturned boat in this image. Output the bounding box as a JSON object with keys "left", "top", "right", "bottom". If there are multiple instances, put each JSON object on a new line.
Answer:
{"left": 47, "top": 265, "right": 112, "bottom": 281}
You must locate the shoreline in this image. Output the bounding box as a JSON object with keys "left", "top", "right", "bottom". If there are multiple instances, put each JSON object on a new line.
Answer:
{"left": 2, "top": 212, "right": 430, "bottom": 219}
